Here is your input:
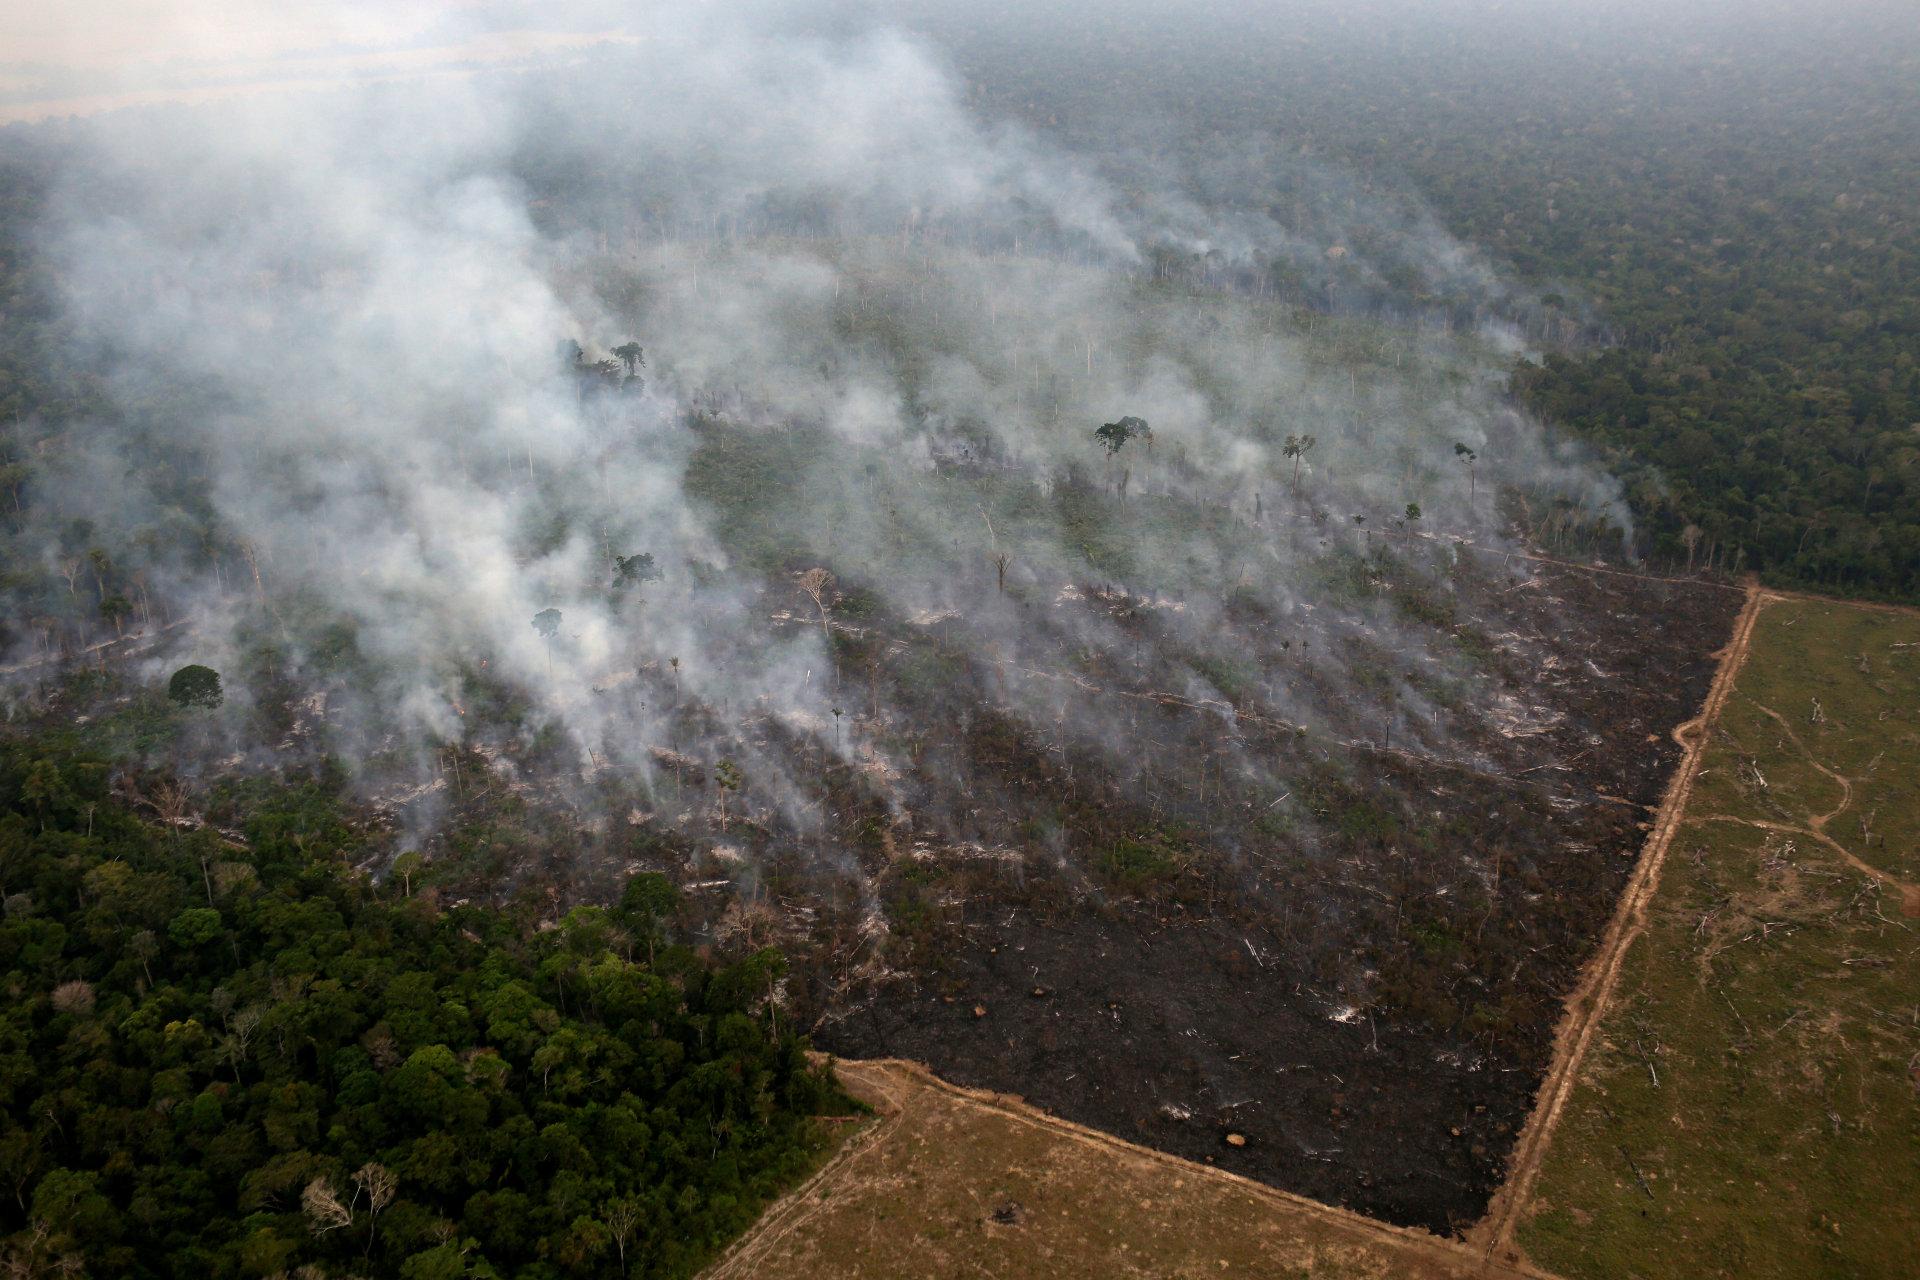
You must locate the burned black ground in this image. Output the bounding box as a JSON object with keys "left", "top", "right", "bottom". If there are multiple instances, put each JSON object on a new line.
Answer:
{"left": 809, "top": 556, "right": 1739, "bottom": 1233}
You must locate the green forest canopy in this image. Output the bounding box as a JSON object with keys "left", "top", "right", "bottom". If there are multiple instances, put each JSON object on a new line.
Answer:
{"left": 0, "top": 745, "right": 848, "bottom": 1278}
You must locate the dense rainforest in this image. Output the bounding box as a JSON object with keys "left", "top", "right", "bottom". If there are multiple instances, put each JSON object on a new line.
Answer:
{"left": 0, "top": 736, "right": 846, "bottom": 1278}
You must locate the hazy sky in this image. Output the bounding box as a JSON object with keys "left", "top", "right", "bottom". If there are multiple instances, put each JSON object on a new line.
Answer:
{"left": 7, "top": 0, "right": 1913, "bottom": 127}
{"left": 0, "top": 1, "right": 637, "bottom": 125}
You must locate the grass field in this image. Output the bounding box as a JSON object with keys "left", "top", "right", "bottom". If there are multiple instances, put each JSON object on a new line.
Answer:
{"left": 1517, "top": 596, "right": 1920, "bottom": 1279}
{"left": 704, "top": 1059, "right": 1520, "bottom": 1280}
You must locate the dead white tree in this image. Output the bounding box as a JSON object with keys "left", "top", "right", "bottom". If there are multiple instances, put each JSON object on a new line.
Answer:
{"left": 796, "top": 568, "right": 838, "bottom": 687}
{"left": 302, "top": 1178, "right": 354, "bottom": 1235}
{"left": 1680, "top": 524, "right": 1703, "bottom": 574}
{"left": 606, "top": 1197, "right": 641, "bottom": 1271}
{"left": 353, "top": 1162, "right": 398, "bottom": 1257}
{"left": 979, "top": 507, "right": 1012, "bottom": 593}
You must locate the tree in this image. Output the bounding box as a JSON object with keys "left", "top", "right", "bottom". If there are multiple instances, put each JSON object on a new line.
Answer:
{"left": 99, "top": 594, "right": 132, "bottom": 637}
{"left": 615, "top": 552, "right": 661, "bottom": 590}
{"left": 554, "top": 1216, "right": 611, "bottom": 1272}
{"left": 86, "top": 547, "right": 111, "bottom": 599}
{"left": 612, "top": 342, "right": 645, "bottom": 379}
{"left": 532, "top": 608, "right": 563, "bottom": 675}
{"left": 1283, "top": 434, "right": 1317, "bottom": 495}
{"left": 1095, "top": 417, "right": 1151, "bottom": 499}
{"left": 218, "top": 1005, "right": 261, "bottom": 1082}
{"left": 795, "top": 569, "right": 835, "bottom": 648}
{"left": 392, "top": 851, "right": 424, "bottom": 898}
{"left": 978, "top": 507, "right": 1012, "bottom": 594}
{"left": 1453, "top": 442, "right": 1478, "bottom": 501}
{"left": 618, "top": 872, "right": 679, "bottom": 963}
{"left": 400, "top": 1241, "right": 473, "bottom": 1280}
{"left": 1681, "top": 523, "right": 1704, "bottom": 574}
{"left": 353, "top": 1162, "right": 398, "bottom": 1257}
{"left": 1094, "top": 416, "right": 1151, "bottom": 456}
{"left": 714, "top": 758, "right": 744, "bottom": 829}
{"left": 605, "top": 1196, "right": 642, "bottom": 1271}
{"left": 56, "top": 554, "right": 82, "bottom": 598}
{"left": 128, "top": 929, "right": 158, "bottom": 986}
{"left": 168, "top": 664, "right": 223, "bottom": 709}
{"left": 20, "top": 758, "right": 69, "bottom": 830}
{"left": 0, "top": 460, "right": 26, "bottom": 515}
{"left": 168, "top": 906, "right": 222, "bottom": 949}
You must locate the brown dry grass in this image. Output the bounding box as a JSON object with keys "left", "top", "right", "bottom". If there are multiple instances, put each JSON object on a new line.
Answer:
{"left": 704, "top": 1059, "right": 1547, "bottom": 1280}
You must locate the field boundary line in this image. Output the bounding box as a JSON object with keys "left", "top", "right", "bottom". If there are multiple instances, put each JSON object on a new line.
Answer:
{"left": 1770, "top": 587, "right": 1920, "bottom": 621}
{"left": 699, "top": 1061, "right": 909, "bottom": 1279}
{"left": 714, "top": 1056, "right": 1560, "bottom": 1280}
{"left": 1470, "top": 583, "right": 1771, "bottom": 1265}
{"left": 878, "top": 1057, "right": 1560, "bottom": 1279}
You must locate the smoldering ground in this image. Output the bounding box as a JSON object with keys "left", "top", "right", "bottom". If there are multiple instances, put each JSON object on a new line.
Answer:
{"left": 10, "top": 1, "right": 1621, "bottom": 784}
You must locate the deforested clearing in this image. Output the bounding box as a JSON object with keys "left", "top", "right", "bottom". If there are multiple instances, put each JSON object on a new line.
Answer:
{"left": 1516, "top": 597, "right": 1920, "bottom": 1278}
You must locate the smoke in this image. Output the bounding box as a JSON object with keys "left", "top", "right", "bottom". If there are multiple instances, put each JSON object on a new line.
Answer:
{"left": 4, "top": 1, "right": 1631, "bottom": 865}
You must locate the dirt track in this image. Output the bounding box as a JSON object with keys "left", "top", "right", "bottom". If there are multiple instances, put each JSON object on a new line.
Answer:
{"left": 1468, "top": 583, "right": 1769, "bottom": 1266}
{"left": 1695, "top": 689, "right": 1920, "bottom": 916}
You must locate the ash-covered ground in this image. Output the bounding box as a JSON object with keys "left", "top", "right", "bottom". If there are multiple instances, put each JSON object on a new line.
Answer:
{"left": 809, "top": 556, "right": 1740, "bottom": 1232}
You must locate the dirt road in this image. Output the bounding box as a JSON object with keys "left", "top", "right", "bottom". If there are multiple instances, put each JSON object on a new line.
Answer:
{"left": 1468, "top": 584, "right": 1770, "bottom": 1266}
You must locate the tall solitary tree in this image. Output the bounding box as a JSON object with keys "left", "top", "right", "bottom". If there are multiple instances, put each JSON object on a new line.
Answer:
{"left": 795, "top": 568, "right": 835, "bottom": 646}
{"left": 618, "top": 872, "right": 679, "bottom": 963}
{"left": 614, "top": 552, "right": 661, "bottom": 595}
{"left": 1095, "top": 417, "right": 1151, "bottom": 498}
{"left": 532, "top": 608, "right": 563, "bottom": 674}
{"left": 1094, "top": 415, "right": 1151, "bottom": 456}
{"left": 979, "top": 507, "right": 1013, "bottom": 593}
{"left": 1453, "top": 441, "right": 1479, "bottom": 501}
{"left": 1283, "top": 433, "right": 1317, "bottom": 495}
{"left": 168, "top": 664, "right": 223, "bottom": 709}
{"left": 100, "top": 594, "right": 132, "bottom": 637}
{"left": 1680, "top": 523, "right": 1704, "bottom": 574}
{"left": 714, "top": 758, "right": 744, "bottom": 829}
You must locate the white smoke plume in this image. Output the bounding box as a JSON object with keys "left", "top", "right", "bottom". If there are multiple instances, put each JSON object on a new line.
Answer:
{"left": 6, "top": 1, "right": 1630, "bottom": 836}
